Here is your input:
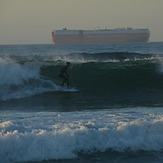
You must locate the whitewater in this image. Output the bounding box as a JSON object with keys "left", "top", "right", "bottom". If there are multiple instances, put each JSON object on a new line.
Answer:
{"left": 1, "top": 42, "right": 163, "bottom": 163}
{"left": 1, "top": 108, "right": 163, "bottom": 163}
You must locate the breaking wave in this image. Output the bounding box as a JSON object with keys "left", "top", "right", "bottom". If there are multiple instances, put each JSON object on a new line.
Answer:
{"left": 0, "top": 109, "right": 163, "bottom": 163}
{"left": 0, "top": 52, "right": 163, "bottom": 102}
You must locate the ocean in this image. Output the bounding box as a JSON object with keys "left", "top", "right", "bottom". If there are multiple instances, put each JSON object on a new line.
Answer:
{"left": 0, "top": 42, "right": 163, "bottom": 163}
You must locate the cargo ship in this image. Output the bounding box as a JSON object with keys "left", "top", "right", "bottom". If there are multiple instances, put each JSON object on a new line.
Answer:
{"left": 52, "top": 27, "right": 150, "bottom": 44}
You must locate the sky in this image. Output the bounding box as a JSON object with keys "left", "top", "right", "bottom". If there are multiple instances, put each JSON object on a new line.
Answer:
{"left": 0, "top": 0, "right": 163, "bottom": 44}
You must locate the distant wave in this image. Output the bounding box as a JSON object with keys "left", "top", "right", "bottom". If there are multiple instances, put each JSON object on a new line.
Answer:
{"left": 0, "top": 52, "right": 160, "bottom": 65}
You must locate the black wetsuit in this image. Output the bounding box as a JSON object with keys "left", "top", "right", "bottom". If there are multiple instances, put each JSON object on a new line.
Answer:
{"left": 58, "top": 65, "right": 70, "bottom": 87}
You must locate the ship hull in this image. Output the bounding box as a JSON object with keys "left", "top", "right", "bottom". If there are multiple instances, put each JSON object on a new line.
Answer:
{"left": 52, "top": 28, "right": 150, "bottom": 44}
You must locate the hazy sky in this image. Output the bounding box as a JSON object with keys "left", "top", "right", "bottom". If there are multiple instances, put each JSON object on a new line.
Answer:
{"left": 0, "top": 0, "right": 163, "bottom": 44}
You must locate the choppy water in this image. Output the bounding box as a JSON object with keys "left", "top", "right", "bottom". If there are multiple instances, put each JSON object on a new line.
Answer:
{"left": 1, "top": 42, "right": 163, "bottom": 163}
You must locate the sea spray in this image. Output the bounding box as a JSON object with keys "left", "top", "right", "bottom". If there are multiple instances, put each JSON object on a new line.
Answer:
{"left": 0, "top": 57, "right": 39, "bottom": 85}
{"left": 0, "top": 57, "right": 58, "bottom": 101}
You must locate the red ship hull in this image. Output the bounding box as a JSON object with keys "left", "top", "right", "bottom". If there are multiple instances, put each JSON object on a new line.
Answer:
{"left": 52, "top": 28, "right": 150, "bottom": 45}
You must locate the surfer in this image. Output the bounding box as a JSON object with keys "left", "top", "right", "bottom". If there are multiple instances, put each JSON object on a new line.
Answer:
{"left": 58, "top": 62, "right": 71, "bottom": 88}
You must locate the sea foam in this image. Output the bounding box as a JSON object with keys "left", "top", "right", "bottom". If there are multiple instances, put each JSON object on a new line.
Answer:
{"left": 0, "top": 57, "right": 58, "bottom": 101}
{"left": 0, "top": 109, "right": 163, "bottom": 163}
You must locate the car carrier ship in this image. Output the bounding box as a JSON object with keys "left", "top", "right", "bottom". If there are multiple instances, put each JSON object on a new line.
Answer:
{"left": 52, "top": 27, "right": 150, "bottom": 44}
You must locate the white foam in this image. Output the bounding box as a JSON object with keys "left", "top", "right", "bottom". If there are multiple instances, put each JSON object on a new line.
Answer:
{"left": 0, "top": 108, "right": 163, "bottom": 163}
{"left": 0, "top": 121, "right": 13, "bottom": 128}
{"left": 157, "top": 56, "right": 163, "bottom": 73}
{"left": 0, "top": 57, "right": 39, "bottom": 85}
{"left": 0, "top": 57, "right": 59, "bottom": 101}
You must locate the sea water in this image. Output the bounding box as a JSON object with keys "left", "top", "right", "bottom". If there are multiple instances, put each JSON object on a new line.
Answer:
{"left": 0, "top": 42, "right": 163, "bottom": 163}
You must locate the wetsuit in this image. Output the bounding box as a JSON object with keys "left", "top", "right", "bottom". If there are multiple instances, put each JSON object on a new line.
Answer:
{"left": 58, "top": 65, "right": 70, "bottom": 87}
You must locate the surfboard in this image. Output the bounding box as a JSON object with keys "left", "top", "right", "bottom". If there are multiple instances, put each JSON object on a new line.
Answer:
{"left": 44, "top": 78, "right": 78, "bottom": 92}
{"left": 59, "top": 87, "right": 79, "bottom": 92}
{"left": 56, "top": 86, "right": 79, "bottom": 92}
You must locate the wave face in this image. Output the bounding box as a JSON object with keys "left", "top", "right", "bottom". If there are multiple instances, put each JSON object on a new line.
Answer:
{"left": 1, "top": 51, "right": 163, "bottom": 106}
